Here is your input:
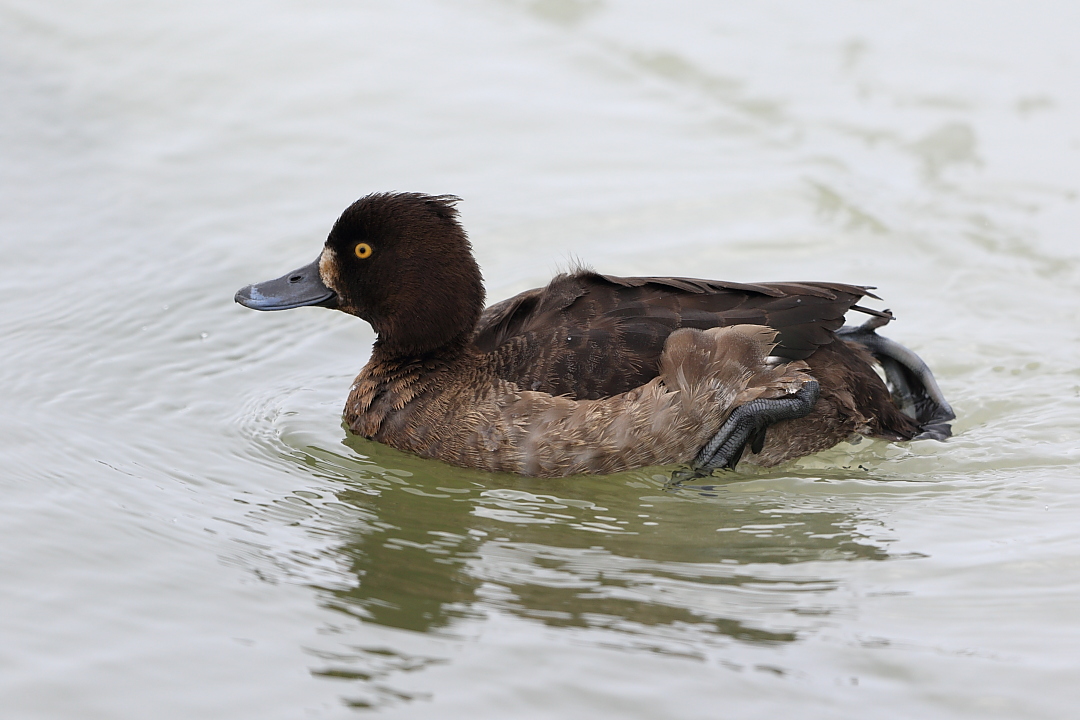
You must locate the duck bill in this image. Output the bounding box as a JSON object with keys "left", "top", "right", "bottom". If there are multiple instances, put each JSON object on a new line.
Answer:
{"left": 234, "top": 258, "right": 338, "bottom": 311}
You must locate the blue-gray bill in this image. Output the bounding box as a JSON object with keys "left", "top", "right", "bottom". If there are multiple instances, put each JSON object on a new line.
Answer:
{"left": 234, "top": 258, "right": 338, "bottom": 311}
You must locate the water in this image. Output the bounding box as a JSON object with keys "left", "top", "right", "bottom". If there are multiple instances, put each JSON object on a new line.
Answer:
{"left": 3, "top": 0, "right": 1080, "bottom": 717}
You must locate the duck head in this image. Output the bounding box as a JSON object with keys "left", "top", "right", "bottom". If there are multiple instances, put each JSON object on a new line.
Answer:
{"left": 235, "top": 192, "right": 485, "bottom": 356}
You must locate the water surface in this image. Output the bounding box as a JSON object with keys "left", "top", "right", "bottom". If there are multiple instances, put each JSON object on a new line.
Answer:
{"left": 2, "top": 1, "right": 1080, "bottom": 718}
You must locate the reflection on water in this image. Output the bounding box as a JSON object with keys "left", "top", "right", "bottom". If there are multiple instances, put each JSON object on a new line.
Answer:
{"left": 225, "top": 427, "right": 915, "bottom": 705}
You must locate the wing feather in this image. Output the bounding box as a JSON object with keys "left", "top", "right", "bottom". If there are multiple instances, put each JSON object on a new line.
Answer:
{"left": 474, "top": 271, "right": 880, "bottom": 400}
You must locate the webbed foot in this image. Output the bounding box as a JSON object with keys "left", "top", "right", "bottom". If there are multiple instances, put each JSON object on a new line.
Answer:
{"left": 692, "top": 380, "right": 820, "bottom": 471}
{"left": 665, "top": 466, "right": 707, "bottom": 488}
{"left": 837, "top": 314, "right": 955, "bottom": 437}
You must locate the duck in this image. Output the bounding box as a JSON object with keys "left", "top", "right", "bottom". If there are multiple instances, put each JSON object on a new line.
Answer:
{"left": 235, "top": 192, "right": 954, "bottom": 478}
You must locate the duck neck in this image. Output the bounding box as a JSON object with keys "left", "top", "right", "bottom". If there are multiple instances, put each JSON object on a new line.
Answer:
{"left": 362, "top": 253, "right": 486, "bottom": 359}
{"left": 369, "top": 329, "right": 473, "bottom": 368}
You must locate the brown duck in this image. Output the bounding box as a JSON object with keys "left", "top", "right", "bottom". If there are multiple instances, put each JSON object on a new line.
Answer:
{"left": 236, "top": 192, "right": 953, "bottom": 477}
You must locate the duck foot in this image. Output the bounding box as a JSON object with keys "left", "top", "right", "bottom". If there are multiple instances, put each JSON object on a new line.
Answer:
{"left": 692, "top": 380, "right": 820, "bottom": 471}
{"left": 837, "top": 314, "right": 955, "bottom": 437}
{"left": 666, "top": 466, "right": 709, "bottom": 487}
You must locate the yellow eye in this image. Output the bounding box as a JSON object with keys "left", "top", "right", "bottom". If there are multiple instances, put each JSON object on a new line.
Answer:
{"left": 354, "top": 243, "right": 372, "bottom": 259}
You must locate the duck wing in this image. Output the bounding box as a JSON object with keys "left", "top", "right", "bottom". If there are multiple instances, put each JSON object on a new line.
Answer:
{"left": 473, "top": 270, "right": 885, "bottom": 401}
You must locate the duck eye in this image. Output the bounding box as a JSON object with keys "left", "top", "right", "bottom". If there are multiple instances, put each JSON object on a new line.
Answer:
{"left": 354, "top": 243, "right": 373, "bottom": 259}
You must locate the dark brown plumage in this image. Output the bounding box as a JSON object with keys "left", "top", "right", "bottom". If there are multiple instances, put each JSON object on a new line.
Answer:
{"left": 475, "top": 271, "right": 887, "bottom": 399}
{"left": 236, "top": 192, "right": 953, "bottom": 477}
